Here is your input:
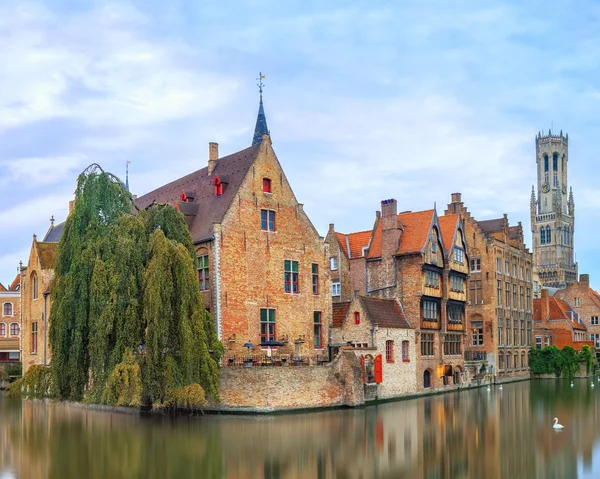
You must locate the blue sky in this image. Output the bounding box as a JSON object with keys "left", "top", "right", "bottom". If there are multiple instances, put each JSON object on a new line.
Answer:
{"left": 1, "top": 0, "right": 599, "bottom": 289}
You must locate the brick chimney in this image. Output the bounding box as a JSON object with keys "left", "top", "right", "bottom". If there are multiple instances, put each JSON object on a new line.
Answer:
{"left": 579, "top": 274, "right": 590, "bottom": 286}
{"left": 451, "top": 192, "right": 462, "bottom": 203}
{"left": 381, "top": 199, "right": 398, "bottom": 231}
{"left": 541, "top": 289, "right": 550, "bottom": 322}
{"left": 208, "top": 142, "right": 219, "bottom": 175}
{"left": 380, "top": 199, "right": 401, "bottom": 263}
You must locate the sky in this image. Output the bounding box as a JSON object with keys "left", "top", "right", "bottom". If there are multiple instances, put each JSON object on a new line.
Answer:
{"left": 0, "top": 0, "right": 599, "bottom": 289}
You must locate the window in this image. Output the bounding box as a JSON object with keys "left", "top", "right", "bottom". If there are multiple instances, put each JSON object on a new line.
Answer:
{"left": 470, "top": 258, "right": 481, "bottom": 272}
{"left": 354, "top": 312, "right": 360, "bottom": 325}
{"left": 31, "top": 321, "right": 38, "bottom": 354}
{"left": 512, "top": 284, "right": 517, "bottom": 309}
{"left": 553, "top": 152, "right": 558, "bottom": 171}
{"left": 421, "top": 333, "right": 434, "bottom": 356}
{"left": 423, "top": 300, "right": 438, "bottom": 322}
{"left": 506, "top": 319, "right": 511, "bottom": 345}
{"left": 386, "top": 340, "right": 394, "bottom": 362}
{"left": 197, "top": 255, "right": 210, "bottom": 291}
{"left": 32, "top": 272, "right": 38, "bottom": 300}
{"left": 284, "top": 260, "right": 299, "bottom": 294}
{"left": 469, "top": 280, "right": 482, "bottom": 305}
{"left": 423, "top": 370, "right": 431, "bottom": 388}
{"left": 471, "top": 321, "right": 483, "bottom": 346}
{"left": 521, "top": 321, "right": 525, "bottom": 346}
{"left": 512, "top": 264, "right": 516, "bottom": 277}
{"left": 313, "top": 312, "right": 322, "bottom": 348}
{"left": 425, "top": 270, "right": 440, "bottom": 288}
{"left": 444, "top": 334, "right": 462, "bottom": 355}
{"left": 496, "top": 258, "right": 502, "bottom": 273}
{"left": 10, "top": 323, "right": 19, "bottom": 336}
{"left": 535, "top": 336, "right": 542, "bottom": 349}
{"left": 8, "top": 352, "right": 19, "bottom": 361}
{"left": 592, "top": 316, "right": 599, "bottom": 326}
{"left": 553, "top": 172, "right": 559, "bottom": 187}
{"left": 431, "top": 240, "right": 437, "bottom": 254}
{"left": 526, "top": 268, "right": 531, "bottom": 281}
{"left": 526, "top": 288, "right": 531, "bottom": 311}
{"left": 0, "top": 323, "right": 5, "bottom": 336}
{"left": 505, "top": 261, "right": 509, "bottom": 275}
{"left": 520, "top": 286, "right": 524, "bottom": 310}
{"left": 505, "top": 282, "right": 510, "bottom": 308}
{"left": 544, "top": 154, "right": 549, "bottom": 172}
{"left": 497, "top": 280, "right": 502, "bottom": 307}
{"left": 453, "top": 247, "right": 464, "bottom": 264}
{"left": 261, "top": 209, "right": 276, "bottom": 231}
{"left": 520, "top": 266, "right": 523, "bottom": 279}
{"left": 513, "top": 323, "right": 518, "bottom": 345}
{"left": 332, "top": 282, "right": 341, "bottom": 296}
{"left": 506, "top": 354, "right": 511, "bottom": 370}
{"left": 260, "top": 309, "right": 276, "bottom": 343}
{"left": 447, "top": 303, "right": 464, "bottom": 324}
{"left": 498, "top": 321, "right": 503, "bottom": 346}
{"left": 521, "top": 352, "right": 525, "bottom": 369}
{"left": 450, "top": 275, "right": 465, "bottom": 292}
{"left": 546, "top": 226, "right": 552, "bottom": 244}
{"left": 2, "top": 303, "right": 12, "bottom": 316}
{"left": 574, "top": 297, "right": 580, "bottom": 307}
{"left": 402, "top": 340, "right": 409, "bottom": 362}
{"left": 262, "top": 178, "right": 272, "bottom": 193}
{"left": 330, "top": 257, "right": 338, "bottom": 271}
{"left": 312, "top": 264, "right": 319, "bottom": 295}
{"left": 213, "top": 177, "right": 223, "bottom": 196}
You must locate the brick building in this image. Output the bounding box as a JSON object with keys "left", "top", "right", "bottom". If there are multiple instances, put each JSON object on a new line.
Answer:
{"left": 0, "top": 275, "right": 21, "bottom": 365}
{"left": 324, "top": 226, "right": 372, "bottom": 302}
{"left": 329, "top": 295, "right": 417, "bottom": 399}
{"left": 135, "top": 95, "right": 331, "bottom": 359}
{"left": 363, "top": 199, "right": 468, "bottom": 392}
{"left": 533, "top": 289, "right": 592, "bottom": 350}
{"left": 20, "top": 219, "right": 64, "bottom": 373}
{"left": 445, "top": 193, "right": 533, "bottom": 382}
{"left": 554, "top": 274, "right": 600, "bottom": 349}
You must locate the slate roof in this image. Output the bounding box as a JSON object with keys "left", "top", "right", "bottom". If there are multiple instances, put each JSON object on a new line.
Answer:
{"left": 332, "top": 302, "right": 351, "bottom": 327}
{"left": 335, "top": 230, "right": 372, "bottom": 259}
{"left": 361, "top": 297, "right": 411, "bottom": 329}
{"left": 477, "top": 218, "right": 504, "bottom": 234}
{"left": 252, "top": 97, "right": 269, "bottom": 145}
{"left": 43, "top": 222, "right": 65, "bottom": 242}
{"left": 367, "top": 210, "right": 434, "bottom": 259}
{"left": 438, "top": 214, "right": 459, "bottom": 254}
{"left": 135, "top": 143, "right": 262, "bottom": 243}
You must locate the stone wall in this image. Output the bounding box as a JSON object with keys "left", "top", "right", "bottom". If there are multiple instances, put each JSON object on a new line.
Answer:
{"left": 216, "top": 351, "right": 364, "bottom": 412}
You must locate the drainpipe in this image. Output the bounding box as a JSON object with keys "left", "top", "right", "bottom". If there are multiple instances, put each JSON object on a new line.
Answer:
{"left": 213, "top": 228, "right": 222, "bottom": 341}
{"left": 42, "top": 290, "right": 50, "bottom": 367}
{"left": 370, "top": 327, "right": 375, "bottom": 348}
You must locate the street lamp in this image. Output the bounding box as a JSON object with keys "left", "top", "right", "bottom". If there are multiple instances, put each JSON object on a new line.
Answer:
{"left": 42, "top": 290, "right": 50, "bottom": 367}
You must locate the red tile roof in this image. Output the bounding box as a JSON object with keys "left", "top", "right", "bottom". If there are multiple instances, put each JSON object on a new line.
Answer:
{"left": 0, "top": 283, "right": 5, "bottom": 292}
{"left": 335, "top": 233, "right": 349, "bottom": 257}
{"left": 8, "top": 274, "right": 20, "bottom": 291}
{"left": 367, "top": 209, "right": 434, "bottom": 259}
{"left": 332, "top": 302, "right": 351, "bottom": 327}
{"left": 438, "top": 214, "right": 458, "bottom": 253}
{"left": 533, "top": 297, "right": 586, "bottom": 331}
{"left": 348, "top": 231, "right": 372, "bottom": 258}
{"left": 361, "top": 297, "right": 411, "bottom": 329}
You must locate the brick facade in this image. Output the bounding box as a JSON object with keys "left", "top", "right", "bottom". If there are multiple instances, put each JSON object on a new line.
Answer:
{"left": 445, "top": 193, "right": 533, "bottom": 382}
{"left": 0, "top": 275, "right": 21, "bottom": 364}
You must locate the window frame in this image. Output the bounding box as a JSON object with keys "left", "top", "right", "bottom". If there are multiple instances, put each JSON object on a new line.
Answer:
{"left": 330, "top": 257, "right": 338, "bottom": 271}
{"left": 284, "top": 260, "right": 299, "bottom": 294}
{"left": 354, "top": 312, "right": 360, "bottom": 325}
{"left": 311, "top": 264, "right": 319, "bottom": 295}
{"left": 313, "top": 311, "right": 323, "bottom": 349}
{"left": 197, "top": 255, "right": 210, "bottom": 291}
{"left": 2, "top": 302, "right": 13, "bottom": 317}
{"left": 332, "top": 282, "right": 341, "bottom": 297}
{"left": 261, "top": 209, "right": 276, "bottom": 231}
{"left": 386, "top": 340, "right": 394, "bottom": 363}
{"left": 471, "top": 321, "right": 483, "bottom": 346}
{"left": 9, "top": 323, "right": 19, "bottom": 337}
{"left": 262, "top": 178, "right": 272, "bottom": 193}
{"left": 31, "top": 321, "right": 38, "bottom": 354}
{"left": 401, "top": 340, "right": 409, "bottom": 362}
{"left": 470, "top": 258, "right": 481, "bottom": 273}
{"left": 0, "top": 323, "right": 5, "bottom": 337}
{"left": 260, "top": 308, "right": 276, "bottom": 343}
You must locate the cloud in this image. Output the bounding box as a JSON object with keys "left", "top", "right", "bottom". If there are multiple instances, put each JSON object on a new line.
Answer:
{"left": 0, "top": 155, "right": 85, "bottom": 188}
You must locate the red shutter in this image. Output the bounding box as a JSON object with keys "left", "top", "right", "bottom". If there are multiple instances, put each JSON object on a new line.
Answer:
{"left": 374, "top": 354, "right": 383, "bottom": 383}
{"left": 360, "top": 355, "right": 365, "bottom": 383}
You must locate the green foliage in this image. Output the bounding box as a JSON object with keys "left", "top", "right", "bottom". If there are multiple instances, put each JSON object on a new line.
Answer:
{"left": 579, "top": 345, "right": 596, "bottom": 373}
{"left": 529, "top": 345, "right": 594, "bottom": 379}
{"left": 49, "top": 166, "right": 222, "bottom": 408}
{"left": 0, "top": 367, "right": 8, "bottom": 381}
{"left": 5, "top": 362, "right": 22, "bottom": 378}
{"left": 101, "top": 352, "right": 143, "bottom": 407}
{"left": 8, "top": 365, "right": 51, "bottom": 399}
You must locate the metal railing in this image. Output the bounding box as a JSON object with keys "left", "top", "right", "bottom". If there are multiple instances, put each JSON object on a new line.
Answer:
{"left": 222, "top": 352, "right": 330, "bottom": 367}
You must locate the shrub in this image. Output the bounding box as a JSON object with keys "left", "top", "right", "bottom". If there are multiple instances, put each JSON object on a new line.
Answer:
{"left": 8, "top": 365, "right": 51, "bottom": 399}
{"left": 101, "top": 351, "right": 143, "bottom": 407}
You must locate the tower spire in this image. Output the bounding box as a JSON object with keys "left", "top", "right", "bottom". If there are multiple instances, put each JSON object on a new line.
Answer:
{"left": 530, "top": 185, "right": 536, "bottom": 206}
{"left": 252, "top": 72, "right": 269, "bottom": 145}
{"left": 125, "top": 161, "right": 130, "bottom": 192}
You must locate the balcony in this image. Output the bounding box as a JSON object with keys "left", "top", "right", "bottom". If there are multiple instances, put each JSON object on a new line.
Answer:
{"left": 464, "top": 351, "right": 487, "bottom": 361}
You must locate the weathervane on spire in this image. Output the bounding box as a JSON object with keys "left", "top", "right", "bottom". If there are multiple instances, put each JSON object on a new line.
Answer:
{"left": 257, "top": 72, "right": 265, "bottom": 97}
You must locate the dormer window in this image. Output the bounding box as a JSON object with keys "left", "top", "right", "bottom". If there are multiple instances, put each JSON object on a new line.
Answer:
{"left": 262, "top": 178, "right": 272, "bottom": 193}
{"left": 213, "top": 176, "right": 223, "bottom": 196}
{"left": 354, "top": 312, "right": 360, "bottom": 325}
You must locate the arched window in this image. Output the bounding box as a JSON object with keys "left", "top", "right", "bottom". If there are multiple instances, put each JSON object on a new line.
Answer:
{"left": 499, "top": 352, "right": 504, "bottom": 370}
{"left": 32, "top": 272, "right": 38, "bottom": 300}
{"left": 0, "top": 323, "right": 5, "bottom": 336}
{"left": 546, "top": 226, "right": 551, "bottom": 244}
{"left": 364, "top": 355, "right": 375, "bottom": 383}
{"left": 423, "top": 370, "right": 431, "bottom": 389}
{"left": 540, "top": 228, "right": 545, "bottom": 245}
{"left": 514, "top": 353, "right": 518, "bottom": 370}
{"left": 2, "top": 302, "right": 12, "bottom": 316}
{"left": 10, "top": 323, "right": 19, "bottom": 336}
{"left": 544, "top": 154, "right": 549, "bottom": 172}
{"left": 553, "top": 152, "right": 558, "bottom": 171}
{"left": 521, "top": 352, "right": 525, "bottom": 369}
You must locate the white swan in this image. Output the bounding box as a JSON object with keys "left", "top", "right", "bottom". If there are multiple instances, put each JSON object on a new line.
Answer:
{"left": 487, "top": 384, "right": 491, "bottom": 391}
{"left": 592, "top": 382, "right": 595, "bottom": 388}
{"left": 553, "top": 418, "right": 564, "bottom": 429}
{"left": 499, "top": 384, "right": 503, "bottom": 390}
{"left": 570, "top": 382, "right": 574, "bottom": 387}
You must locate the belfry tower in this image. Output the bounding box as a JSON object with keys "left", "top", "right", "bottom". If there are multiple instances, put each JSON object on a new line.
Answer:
{"left": 530, "top": 130, "right": 577, "bottom": 291}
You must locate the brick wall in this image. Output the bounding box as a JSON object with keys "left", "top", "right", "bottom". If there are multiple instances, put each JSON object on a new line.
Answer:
{"left": 555, "top": 275, "right": 600, "bottom": 344}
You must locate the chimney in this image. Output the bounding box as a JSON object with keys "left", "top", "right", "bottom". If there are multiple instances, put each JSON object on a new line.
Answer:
{"left": 579, "top": 274, "right": 590, "bottom": 286}
{"left": 328, "top": 223, "right": 335, "bottom": 233}
{"left": 381, "top": 199, "right": 398, "bottom": 231}
{"left": 541, "top": 289, "right": 550, "bottom": 322}
{"left": 208, "top": 142, "right": 219, "bottom": 175}
{"left": 451, "top": 192, "right": 462, "bottom": 204}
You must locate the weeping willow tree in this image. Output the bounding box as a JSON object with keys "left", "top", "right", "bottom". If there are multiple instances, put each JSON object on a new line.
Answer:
{"left": 50, "top": 164, "right": 222, "bottom": 405}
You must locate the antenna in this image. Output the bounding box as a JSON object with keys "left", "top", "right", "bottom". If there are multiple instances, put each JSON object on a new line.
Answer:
{"left": 256, "top": 72, "right": 265, "bottom": 97}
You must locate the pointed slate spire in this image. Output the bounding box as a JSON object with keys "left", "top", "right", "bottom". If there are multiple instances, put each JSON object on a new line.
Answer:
{"left": 252, "top": 72, "right": 269, "bottom": 145}
{"left": 125, "top": 161, "right": 130, "bottom": 192}
{"left": 530, "top": 185, "right": 536, "bottom": 206}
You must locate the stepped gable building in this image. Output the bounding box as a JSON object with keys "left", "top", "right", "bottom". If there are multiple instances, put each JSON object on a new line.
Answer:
{"left": 530, "top": 130, "right": 577, "bottom": 291}
{"left": 533, "top": 289, "right": 592, "bottom": 350}
{"left": 329, "top": 295, "right": 416, "bottom": 400}
{"left": 324, "top": 226, "right": 372, "bottom": 302}
{"left": 364, "top": 199, "right": 467, "bottom": 392}
{"left": 135, "top": 93, "right": 331, "bottom": 358}
{"left": 445, "top": 193, "right": 533, "bottom": 382}
{"left": 555, "top": 274, "right": 600, "bottom": 349}
{"left": 0, "top": 274, "right": 21, "bottom": 365}
{"left": 21, "top": 217, "right": 65, "bottom": 373}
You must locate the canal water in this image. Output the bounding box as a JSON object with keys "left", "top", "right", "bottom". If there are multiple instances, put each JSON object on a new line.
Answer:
{"left": 1, "top": 379, "right": 599, "bottom": 478}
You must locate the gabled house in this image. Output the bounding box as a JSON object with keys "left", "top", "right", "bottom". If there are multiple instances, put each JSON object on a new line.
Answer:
{"left": 364, "top": 199, "right": 468, "bottom": 392}
{"left": 135, "top": 95, "right": 331, "bottom": 359}
{"left": 330, "top": 294, "right": 416, "bottom": 399}
{"left": 0, "top": 274, "right": 21, "bottom": 365}
{"left": 533, "top": 289, "right": 593, "bottom": 350}
{"left": 324, "top": 226, "right": 372, "bottom": 302}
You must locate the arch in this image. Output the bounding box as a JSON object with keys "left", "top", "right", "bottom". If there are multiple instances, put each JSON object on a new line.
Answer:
{"left": 10, "top": 323, "right": 19, "bottom": 337}
{"left": 423, "top": 369, "right": 431, "bottom": 389}
{"left": 453, "top": 366, "right": 462, "bottom": 385}
{"left": 540, "top": 228, "right": 545, "bottom": 245}
{"left": 0, "top": 323, "right": 5, "bottom": 336}
{"left": 2, "top": 302, "right": 13, "bottom": 316}
{"left": 544, "top": 154, "right": 549, "bottom": 172}
{"left": 546, "top": 226, "right": 552, "bottom": 244}
{"left": 364, "top": 354, "right": 375, "bottom": 384}
{"left": 553, "top": 152, "right": 558, "bottom": 171}
{"left": 31, "top": 271, "right": 38, "bottom": 300}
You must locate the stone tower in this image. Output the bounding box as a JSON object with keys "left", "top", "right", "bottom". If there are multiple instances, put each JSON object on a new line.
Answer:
{"left": 530, "top": 130, "right": 577, "bottom": 291}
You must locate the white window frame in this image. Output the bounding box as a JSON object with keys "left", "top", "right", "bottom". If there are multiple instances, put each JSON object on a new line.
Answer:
{"left": 332, "top": 282, "right": 341, "bottom": 297}
{"left": 330, "top": 257, "right": 338, "bottom": 271}
{"left": 2, "top": 302, "right": 13, "bottom": 317}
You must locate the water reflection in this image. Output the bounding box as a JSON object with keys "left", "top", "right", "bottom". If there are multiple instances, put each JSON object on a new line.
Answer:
{"left": 1, "top": 380, "right": 599, "bottom": 478}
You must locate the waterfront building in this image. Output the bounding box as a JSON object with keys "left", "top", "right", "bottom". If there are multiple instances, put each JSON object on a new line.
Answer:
{"left": 530, "top": 130, "right": 577, "bottom": 292}
{"left": 324, "top": 225, "right": 372, "bottom": 302}
{"left": 329, "top": 295, "right": 417, "bottom": 400}
{"left": 20, "top": 218, "right": 64, "bottom": 373}
{"left": 0, "top": 274, "right": 21, "bottom": 365}
{"left": 363, "top": 199, "right": 468, "bottom": 392}
{"left": 445, "top": 193, "right": 533, "bottom": 382}
{"left": 554, "top": 274, "right": 600, "bottom": 349}
{"left": 533, "top": 289, "right": 593, "bottom": 350}
{"left": 135, "top": 92, "right": 331, "bottom": 359}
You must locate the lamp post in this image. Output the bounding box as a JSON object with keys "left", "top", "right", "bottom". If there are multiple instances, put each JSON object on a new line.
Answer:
{"left": 42, "top": 290, "right": 50, "bottom": 367}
